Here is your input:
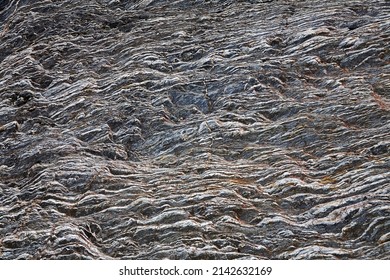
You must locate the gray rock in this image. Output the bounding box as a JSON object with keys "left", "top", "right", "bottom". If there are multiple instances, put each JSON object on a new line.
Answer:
{"left": 0, "top": 0, "right": 389, "bottom": 259}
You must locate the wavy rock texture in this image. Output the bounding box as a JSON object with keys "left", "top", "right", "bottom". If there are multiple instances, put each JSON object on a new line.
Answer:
{"left": 0, "top": 0, "right": 389, "bottom": 259}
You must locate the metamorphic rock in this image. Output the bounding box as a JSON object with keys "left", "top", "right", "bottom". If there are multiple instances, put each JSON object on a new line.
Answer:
{"left": 0, "top": 0, "right": 389, "bottom": 259}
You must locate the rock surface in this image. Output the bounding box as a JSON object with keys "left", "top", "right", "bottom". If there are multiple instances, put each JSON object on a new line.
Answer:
{"left": 0, "top": 0, "right": 389, "bottom": 259}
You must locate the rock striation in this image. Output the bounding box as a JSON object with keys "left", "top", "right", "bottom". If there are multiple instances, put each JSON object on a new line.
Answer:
{"left": 0, "top": 0, "right": 389, "bottom": 259}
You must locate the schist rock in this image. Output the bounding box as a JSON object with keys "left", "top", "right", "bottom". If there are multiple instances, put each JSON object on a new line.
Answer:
{"left": 0, "top": 0, "right": 389, "bottom": 259}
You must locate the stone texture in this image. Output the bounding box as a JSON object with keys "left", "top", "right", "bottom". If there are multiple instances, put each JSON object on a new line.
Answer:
{"left": 0, "top": 0, "right": 389, "bottom": 259}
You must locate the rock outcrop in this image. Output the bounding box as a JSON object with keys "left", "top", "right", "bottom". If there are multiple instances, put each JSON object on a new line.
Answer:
{"left": 0, "top": 0, "right": 389, "bottom": 259}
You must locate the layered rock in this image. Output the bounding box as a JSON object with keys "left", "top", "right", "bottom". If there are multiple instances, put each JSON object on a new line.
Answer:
{"left": 0, "top": 0, "right": 389, "bottom": 259}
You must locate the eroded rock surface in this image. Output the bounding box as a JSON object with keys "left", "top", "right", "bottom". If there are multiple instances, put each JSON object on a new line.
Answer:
{"left": 0, "top": 0, "right": 389, "bottom": 259}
